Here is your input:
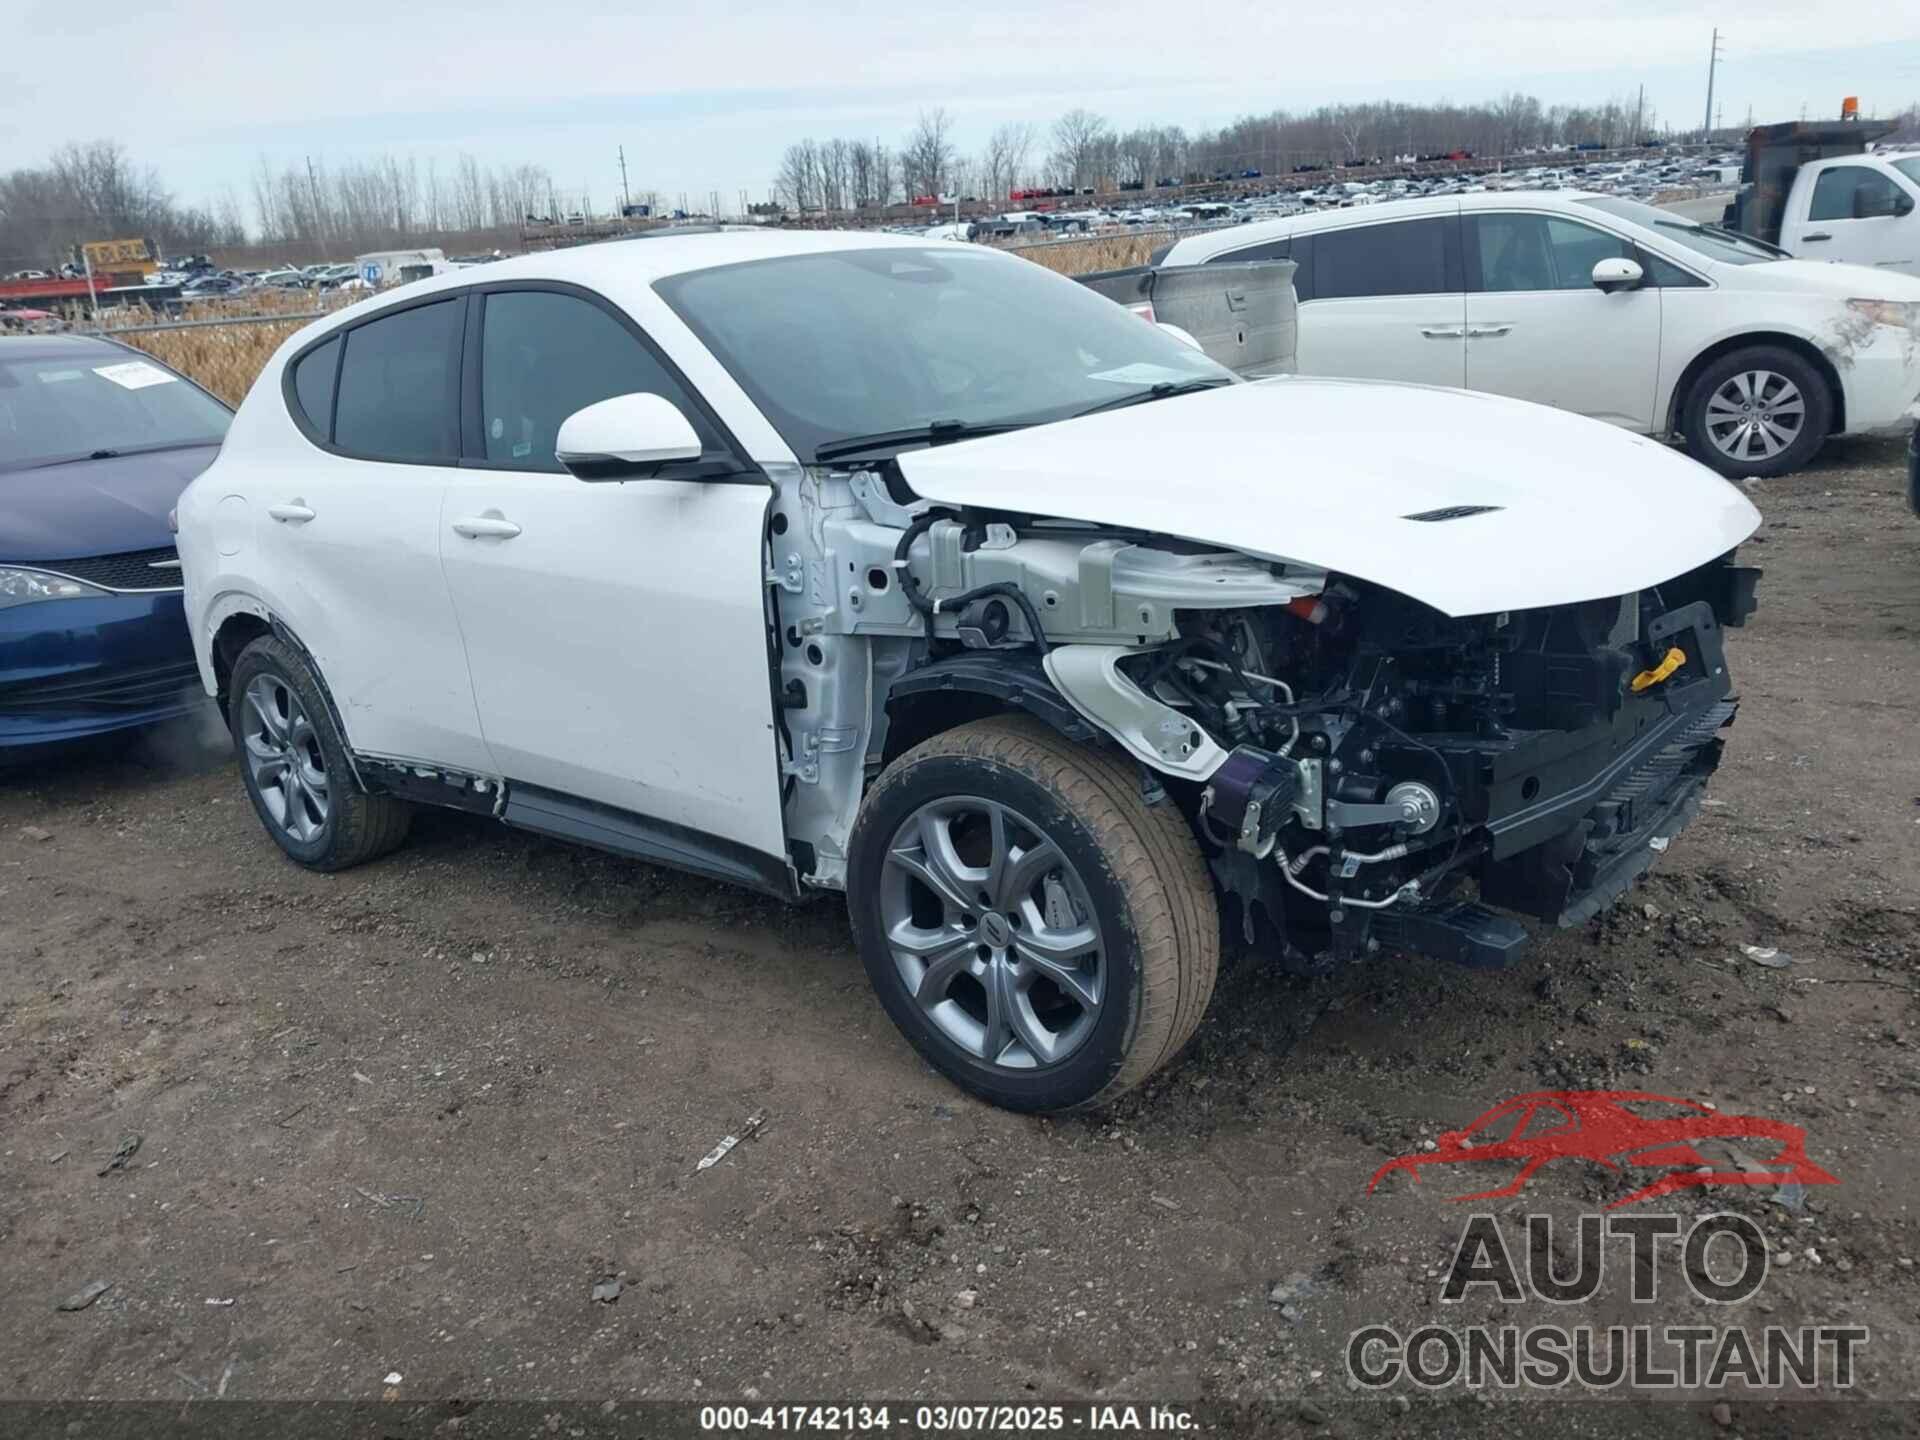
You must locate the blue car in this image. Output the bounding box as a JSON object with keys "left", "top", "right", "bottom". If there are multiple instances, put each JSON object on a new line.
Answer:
{"left": 1, "top": 335, "right": 232, "bottom": 749}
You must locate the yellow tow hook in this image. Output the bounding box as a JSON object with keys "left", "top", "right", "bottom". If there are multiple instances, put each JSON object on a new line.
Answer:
{"left": 1630, "top": 646, "right": 1687, "bottom": 693}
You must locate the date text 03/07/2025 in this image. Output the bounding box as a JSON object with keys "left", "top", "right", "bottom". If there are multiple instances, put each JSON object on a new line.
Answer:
{"left": 698, "top": 1403, "right": 1199, "bottom": 1432}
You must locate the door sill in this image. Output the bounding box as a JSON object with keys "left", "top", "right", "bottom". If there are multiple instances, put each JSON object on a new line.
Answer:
{"left": 501, "top": 782, "right": 797, "bottom": 901}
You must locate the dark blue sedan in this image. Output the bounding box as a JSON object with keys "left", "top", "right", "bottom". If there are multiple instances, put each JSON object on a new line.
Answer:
{"left": 1, "top": 335, "right": 231, "bottom": 748}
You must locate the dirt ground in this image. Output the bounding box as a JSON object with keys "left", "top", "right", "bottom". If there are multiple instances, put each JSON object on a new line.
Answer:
{"left": 3, "top": 436, "right": 1918, "bottom": 1436}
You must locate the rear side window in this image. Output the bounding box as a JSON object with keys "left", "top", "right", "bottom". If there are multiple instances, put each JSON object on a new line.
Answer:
{"left": 477, "top": 289, "right": 719, "bottom": 471}
{"left": 1308, "top": 218, "right": 1453, "bottom": 299}
{"left": 290, "top": 336, "right": 339, "bottom": 440}
{"left": 332, "top": 298, "right": 463, "bottom": 462}
{"left": 1808, "top": 165, "right": 1903, "bottom": 222}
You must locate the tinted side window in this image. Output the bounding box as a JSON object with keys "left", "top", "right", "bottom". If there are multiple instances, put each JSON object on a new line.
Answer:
{"left": 290, "top": 336, "right": 339, "bottom": 440}
{"left": 1808, "top": 166, "right": 1901, "bottom": 222}
{"left": 1310, "top": 219, "right": 1450, "bottom": 299}
{"left": 478, "top": 290, "right": 718, "bottom": 472}
{"left": 333, "top": 299, "right": 463, "bottom": 462}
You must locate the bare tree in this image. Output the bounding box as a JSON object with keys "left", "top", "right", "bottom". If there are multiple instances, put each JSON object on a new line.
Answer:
{"left": 1048, "top": 109, "right": 1111, "bottom": 191}
{"left": 901, "top": 107, "right": 955, "bottom": 199}
{"left": 981, "top": 121, "right": 1035, "bottom": 201}
{"left": 775, "top": 139, "right": 822, "bottom": 211}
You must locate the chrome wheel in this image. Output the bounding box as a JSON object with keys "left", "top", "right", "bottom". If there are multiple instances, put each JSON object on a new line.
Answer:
{"left": 879, "top": 797, "right": 1104, "bottom": 1071}
{"left": 241, "top": 673, "right": 329, "bottom": 842}
{"left": 1704, "top": 369, "right": 1805, "bottom": 462}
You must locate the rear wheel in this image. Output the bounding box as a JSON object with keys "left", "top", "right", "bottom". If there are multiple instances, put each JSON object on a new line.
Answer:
{"left": 847, "top": 716, "right": 1219, "bottom": 1111}
{"left": 1681, "top": 345, "right": 1831, "bottom": 480}
{"left": 228, "top": 635, "right": 411, "bottom": 871}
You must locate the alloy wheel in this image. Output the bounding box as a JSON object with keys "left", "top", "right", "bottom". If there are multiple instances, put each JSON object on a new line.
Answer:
{"left": 241, "top": 673, "right": 330, "bottom": 842}
{"left": 1704, "top": 369, "right": 1805, "bottom": 462}
{"left": 879, "top": 797, "right": 1105, "bottom": 1071}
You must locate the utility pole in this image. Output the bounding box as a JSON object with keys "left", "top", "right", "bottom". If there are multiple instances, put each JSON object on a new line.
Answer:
{"left": 306, "top": 155, "right": 321, "bottom": 243}
{"left": 1703, "top": 28, "right": 1723, "bottom": 141}
{"left": 1634, "top": 84, "right": 1645, "bottom": 143}
{"left": 618, "top": 146, "right": 631, "bottom": 213}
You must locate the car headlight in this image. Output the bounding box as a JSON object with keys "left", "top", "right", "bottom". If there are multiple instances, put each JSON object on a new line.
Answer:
{"left": 1846, "top": 298, "right": 1920, "bottom": 330}
{"left": 0, "top": 566, "right": 111, "bottom": 610}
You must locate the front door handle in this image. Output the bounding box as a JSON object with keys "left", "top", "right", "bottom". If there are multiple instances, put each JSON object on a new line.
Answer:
{"left": 1419, "top": 326, "right": 1465, "bottom": 339}
{"left": 1801, "top": 232, "right": 1831, "bottom": 242}
{"left": 1467, "top": 325, "right": 1513, "bottom": 338}
{"left": 267, "top": 501, "right": 315, "bottom": 524}
{"left": 452, "top": 513, "right": 522, "bottom": 540}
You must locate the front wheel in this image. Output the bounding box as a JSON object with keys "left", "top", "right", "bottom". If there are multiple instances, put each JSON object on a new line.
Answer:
{"left": 1681, "top": 345, "right": 1832, "bottom": 480}
{"left": 847, "top": 716, "right": 1219, "bottom": 1111}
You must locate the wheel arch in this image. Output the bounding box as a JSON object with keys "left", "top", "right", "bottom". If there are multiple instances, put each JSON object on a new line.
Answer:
{"left": 879, "top": 656, "right": 1103, "bottom": 768}
{"left": 1663, "top": 331, "right": 1846, "bottom": 439}
{"left": 209, "top": 605, "right": 367, "bottom": 788}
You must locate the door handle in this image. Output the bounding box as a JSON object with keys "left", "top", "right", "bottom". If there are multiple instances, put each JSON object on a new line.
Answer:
{"left": 1419, "top": 326, "right": 1465, "bottom": 339}
{"left": 267, "top": 502, "right": 315, "bottom": 524}
{"left": 1801, "top": 232, "right": 1831, "bottom": 242}
{"left": 1467, "top": 325, "right": 1513, "bottom": 338}
{"left": 452, "top": 514, "right": 522, "bottom": 540}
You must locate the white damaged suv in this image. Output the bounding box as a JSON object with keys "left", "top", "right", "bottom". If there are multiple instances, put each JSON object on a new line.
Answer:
{"left": 176, "top": 232, "right": 1762, "bottom": 1110}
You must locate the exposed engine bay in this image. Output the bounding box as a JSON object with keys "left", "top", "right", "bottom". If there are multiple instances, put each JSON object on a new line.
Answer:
{"left": 771, "top": 459, "right": 1759, "bottom": 970}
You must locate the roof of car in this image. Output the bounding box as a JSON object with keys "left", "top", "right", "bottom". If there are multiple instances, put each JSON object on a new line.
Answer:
{"left": 413, "top": 228, "right": 941, "bottom": 296}
{"left": 1166, "top": 189, "right": 1614, "bottom": 262}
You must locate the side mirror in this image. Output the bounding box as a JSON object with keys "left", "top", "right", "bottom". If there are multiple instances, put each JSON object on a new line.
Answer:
{"left": 555, "top": 392, "right": 702, "bottom": 481}
{"left": 1592, "top": 257, "right": 1644, "bottom": 293}
{"left": 1864, "top": 190, "right": 1915, "bottom": 219}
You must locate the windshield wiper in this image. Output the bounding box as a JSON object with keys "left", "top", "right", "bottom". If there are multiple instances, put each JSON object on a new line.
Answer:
{"left": 813, "top": 418, "right": 1031, "bottom": 464}
{"left": 14, "top": 439, "right": 220, "bottom": 472}
{"left": 1070, "top": 377, "right": 1232, "bottom": 420}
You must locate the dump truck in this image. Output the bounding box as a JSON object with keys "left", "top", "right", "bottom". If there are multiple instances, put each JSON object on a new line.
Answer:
{"left": 1722, "top": 106, "right": 1918, "bottom": 275}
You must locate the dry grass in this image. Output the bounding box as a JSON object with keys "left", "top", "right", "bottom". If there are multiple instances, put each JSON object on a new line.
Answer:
{"left": 1005, "top": 230, "right": 1168, "bottom": 275}
{"left": 118, "top": 319, "right": 316, "bottom": 408}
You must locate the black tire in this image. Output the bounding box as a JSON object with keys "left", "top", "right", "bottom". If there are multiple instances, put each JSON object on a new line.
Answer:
{"left": 847, "top": 716, "right": 1219, "bottom": 1112}
{"left": 227, "top": 635, "right": 411, "bottom": 871}
{"left": 1681, "top": 344, "right": 1832, "bottom": 480}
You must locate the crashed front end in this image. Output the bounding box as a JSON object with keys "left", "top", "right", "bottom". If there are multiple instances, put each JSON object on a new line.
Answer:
{"left": 1044, "top": 555, "right": 1760, "bottom": 969}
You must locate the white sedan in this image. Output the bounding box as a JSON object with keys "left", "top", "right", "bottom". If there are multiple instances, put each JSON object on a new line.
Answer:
{"left": 1158, "top": 190, "right": 1920, "bottom": 478}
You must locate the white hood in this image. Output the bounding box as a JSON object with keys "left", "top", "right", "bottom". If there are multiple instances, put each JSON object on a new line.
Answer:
{"left": 899, "top": 377, "right": 1761, "bottom": 617}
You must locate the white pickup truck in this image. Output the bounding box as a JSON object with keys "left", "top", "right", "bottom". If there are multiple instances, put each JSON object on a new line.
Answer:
{"left": 1723, "top": 119, "right": 1919, "bottom": 275}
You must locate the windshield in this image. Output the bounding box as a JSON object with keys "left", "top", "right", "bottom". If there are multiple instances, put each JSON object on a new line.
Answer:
{"left": 1892, "top": 157, "right": 1920, "bottom": 188}
{"left": 656, "top": 246, "right": 1233, "bottom": 462}
{"left": 1575, "top": 195, "right": 1781, "bottom": 265}
{"left": 0, "top": 352, "right": 230, "bottom": 472}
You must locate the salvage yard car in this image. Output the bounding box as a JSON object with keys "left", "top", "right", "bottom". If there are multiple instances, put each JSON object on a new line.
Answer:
{"left": 2, "top": 335, "right": 231, "bottom": 750}
{"left": 176, "top": 232, "right": 1762, "bottom": 1111}
{"left": 1156, "top": 190, "right": 1920, "bottom": 479}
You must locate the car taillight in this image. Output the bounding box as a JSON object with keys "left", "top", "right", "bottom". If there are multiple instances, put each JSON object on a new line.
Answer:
{"left": 166, "top": 506, "right": 178, "bottom": 534}
{"left": 1127, "top": 301, "right": 1156, "bottom": 323}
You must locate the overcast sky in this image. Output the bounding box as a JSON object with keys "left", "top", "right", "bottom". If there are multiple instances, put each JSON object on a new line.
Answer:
{"left": 6, "top": 1, "right": 1918, "bottom": 217}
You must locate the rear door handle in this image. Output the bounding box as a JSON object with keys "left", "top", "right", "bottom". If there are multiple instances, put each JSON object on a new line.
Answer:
{"left": 1801, "top": 232, "right": 1831, "bottom": 242}
{"left": 1419, "top": 326, "right": 1465, "bottom": 339}
{"left": 267, "top": 502, "right": 315, "bottom": 524}
{"left": 1467, "top": 325, "right": 1513, "bottom": 338}
{"left": 452, "top": 514, "right": 522, "bottom": 540}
